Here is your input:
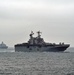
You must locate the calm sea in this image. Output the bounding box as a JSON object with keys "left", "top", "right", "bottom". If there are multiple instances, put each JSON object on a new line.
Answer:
{"left": 0, "top": 48, "right": 74, "bottom": 75}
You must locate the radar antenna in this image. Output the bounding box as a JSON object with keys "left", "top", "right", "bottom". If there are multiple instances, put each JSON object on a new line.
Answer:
{"left": 37, "top": 31, "right": 42, "bottom": 38}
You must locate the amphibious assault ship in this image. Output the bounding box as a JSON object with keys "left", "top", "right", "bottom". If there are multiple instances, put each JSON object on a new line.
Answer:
{"left": 15, "top": 31, "right": 70, "bottom": 52}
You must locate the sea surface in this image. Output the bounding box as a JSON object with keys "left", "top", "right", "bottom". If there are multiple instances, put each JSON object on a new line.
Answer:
{"left": 0, "top": 48, "right": 74, "bottom": 75}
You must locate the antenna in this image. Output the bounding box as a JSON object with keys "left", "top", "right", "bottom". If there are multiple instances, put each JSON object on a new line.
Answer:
{"left": 37, "top": 31, "right": 42, "bottom": 38}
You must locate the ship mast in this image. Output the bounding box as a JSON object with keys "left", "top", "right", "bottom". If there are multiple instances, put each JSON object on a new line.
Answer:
{"left": 28, "top": 31, "right": 34, "bottom": 44}
{"left": 29, "top": 31, "right": 34, "bottom": 39}
{"left": 37, "top": 31, "right": 42, "bottom": 38}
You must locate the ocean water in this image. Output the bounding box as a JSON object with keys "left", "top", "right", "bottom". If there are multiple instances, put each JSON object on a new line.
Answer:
{"left": 0, "top": 48, "right": 74, "bottom": 75}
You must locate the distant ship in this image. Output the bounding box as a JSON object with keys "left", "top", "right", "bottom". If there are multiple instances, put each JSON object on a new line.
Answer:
{"left": 0, "top": 42, "right": 8, "bottom": 49}
{"left": 15, "top": 31, "right": 70, "bottom": 52}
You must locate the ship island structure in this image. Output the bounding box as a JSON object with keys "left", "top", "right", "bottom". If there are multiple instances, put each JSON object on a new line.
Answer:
{"left": 15, "top": 31, "right": 70, "bottom": 52}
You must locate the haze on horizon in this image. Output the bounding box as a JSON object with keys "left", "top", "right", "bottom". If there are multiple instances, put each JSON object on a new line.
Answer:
{"left": 0, "top": 0, "right": 74, "bottom": 47}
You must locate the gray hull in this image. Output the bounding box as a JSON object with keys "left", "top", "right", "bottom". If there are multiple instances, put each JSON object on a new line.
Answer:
{"left": 15, "top": 45, "right": 69, "bottom": 52}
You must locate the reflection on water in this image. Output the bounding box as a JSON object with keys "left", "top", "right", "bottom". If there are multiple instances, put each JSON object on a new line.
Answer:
{"left": 0, "top": 47, "right": 14, "bottom": 52}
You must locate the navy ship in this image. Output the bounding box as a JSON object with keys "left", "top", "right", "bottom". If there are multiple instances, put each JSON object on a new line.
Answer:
{"left": 15, "top": 31, "right": 70, "bottom": 52}
{"left": 0, "top": 42, "right": 8, "bottom": 49}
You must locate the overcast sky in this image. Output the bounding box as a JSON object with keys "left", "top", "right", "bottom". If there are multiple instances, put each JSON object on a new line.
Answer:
{"left": 0, "top": 0, "right": 74, "bottom": 47}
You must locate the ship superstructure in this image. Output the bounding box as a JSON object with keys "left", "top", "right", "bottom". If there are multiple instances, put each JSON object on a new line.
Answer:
{"left": 15, "top": 31, "right": 70, "bottom": 52}
{"left": 28, "top": 31, "right": 45, "bottom": 45}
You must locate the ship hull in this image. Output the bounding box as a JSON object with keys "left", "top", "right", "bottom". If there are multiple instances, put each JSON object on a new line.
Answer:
{"left": 0, "top": 47, "right": 8, "bottom": 49}
{"left": 15, "top": 44, "right": 69, "bottom": 52}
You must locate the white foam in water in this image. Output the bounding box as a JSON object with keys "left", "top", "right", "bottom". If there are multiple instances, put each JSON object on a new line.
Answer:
{"left": 0, "top": 48, "right": 73, "bottom": 75}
